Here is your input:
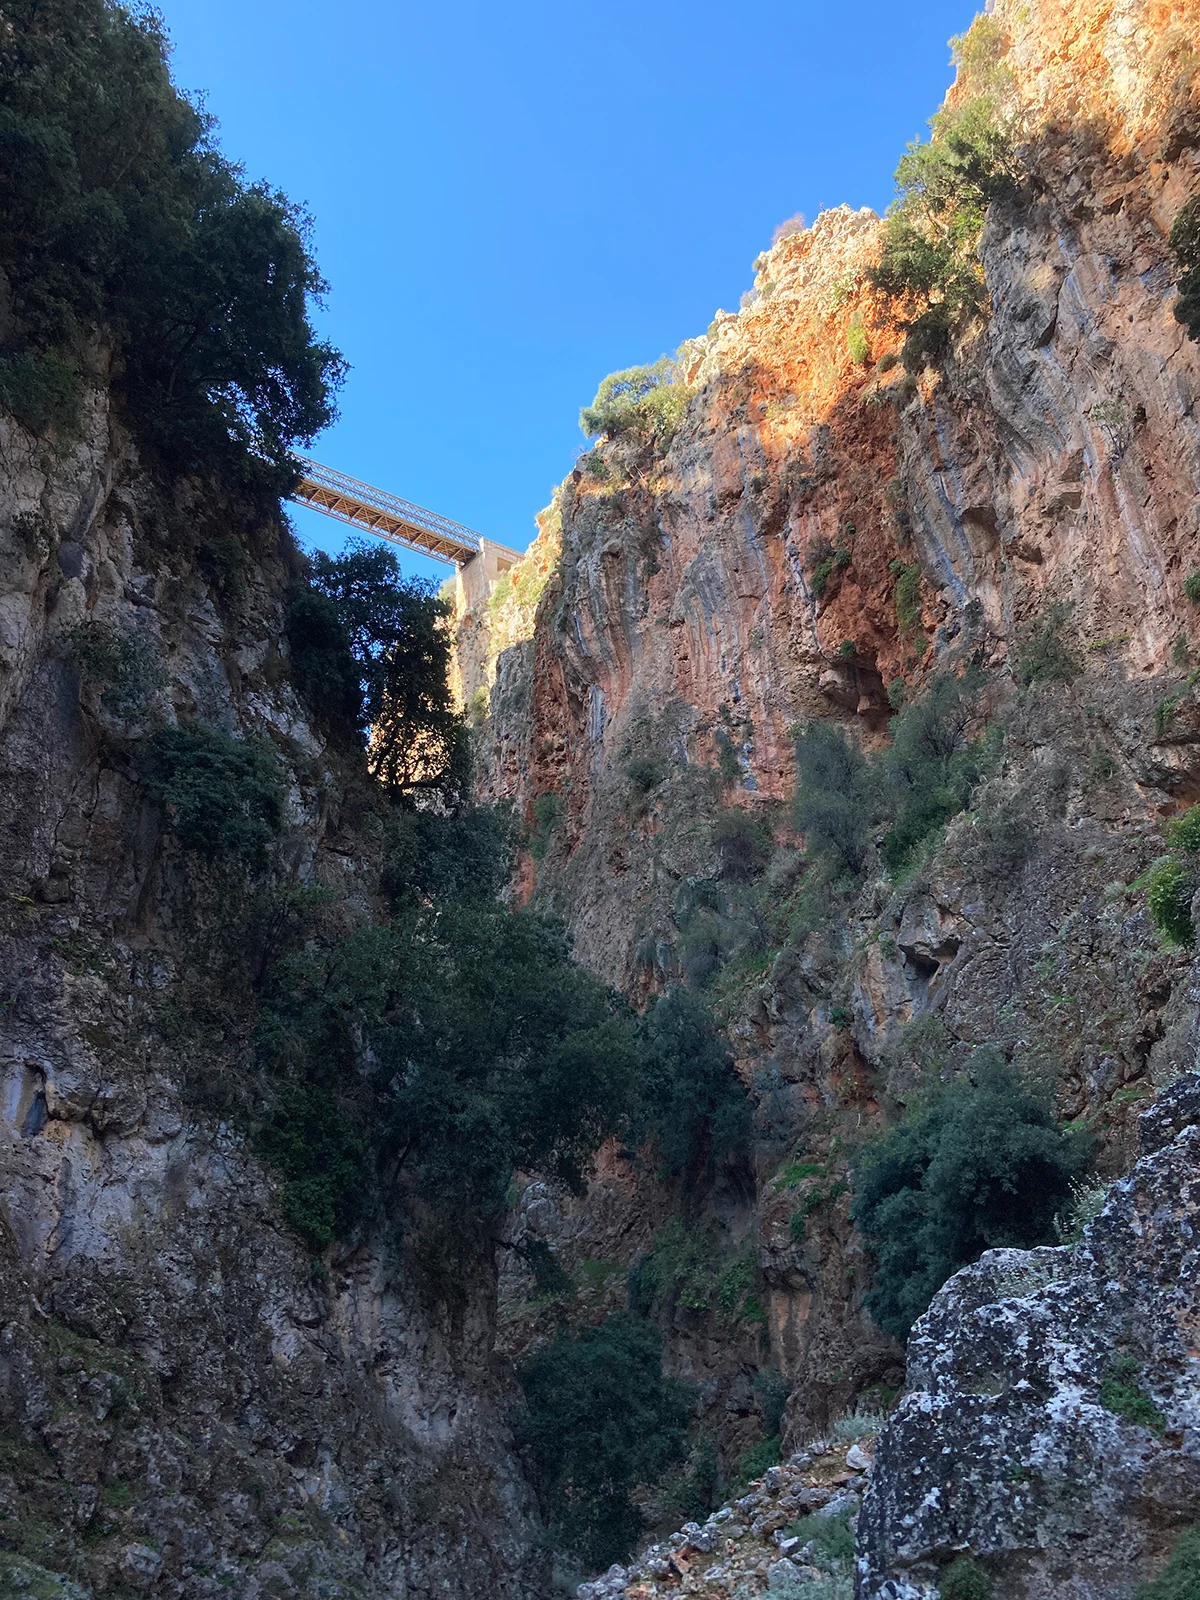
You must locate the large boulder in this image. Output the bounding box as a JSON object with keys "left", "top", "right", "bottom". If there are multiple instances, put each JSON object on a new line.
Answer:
{"left": 857, "top": 1073, "right": 1200, "bottom": 1600}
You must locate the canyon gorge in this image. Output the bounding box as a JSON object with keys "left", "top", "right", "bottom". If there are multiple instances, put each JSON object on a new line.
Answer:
{"left": 1, "top": 0, "right": 1199, "bottom": 1597}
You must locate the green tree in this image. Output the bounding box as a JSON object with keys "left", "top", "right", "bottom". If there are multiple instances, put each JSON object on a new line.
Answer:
{"left": 141, "top": 724, "right": 285, "bottom": 866}
{"left": 294, "top": 541, "right": 466, "bottom": 793}
{"left": 0, "top": 0, "right": 342, "bottom": 483}
{"left": 880, "top": 671, "right": 986, "bottom": 871}
{"left": 252, "top": 872, "right": 639, "bottom": 1252}
{"left": 284, "top": 588, "right": 363, "bottom": 737}
{"left": 635, "top": 987, "right": 752, "bottom": 1181}
{"left": 868, "top": 15, "right": 1019, "bottom": 372}
{"left": 1171, "top": 198, "right": 1200, "bottom": 343}
{"left": 379, "top": 804, "right": 516, "bottom": 907}
{"left": 853, "top": 1054, "right": 1089, "bottom": 1339}
{"left": 794, "top": 722, "right": 876, "bottom": 877}
{"left": 372, "top": 905, "right": 638, "bottom": 1219}
{"left": 580, "top": 357, "right": 688, "bottom": 448}
{"left": 517, "top": 1312, "right": 690, "bottom": 1570}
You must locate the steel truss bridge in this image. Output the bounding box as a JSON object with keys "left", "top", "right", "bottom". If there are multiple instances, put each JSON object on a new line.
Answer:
{"left": 289, "top": 456, "right": 521, "bottom": 569}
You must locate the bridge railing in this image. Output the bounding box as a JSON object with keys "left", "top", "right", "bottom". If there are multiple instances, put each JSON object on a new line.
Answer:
{"left": 290, "top": 455, "right": 485, "bottom": 564}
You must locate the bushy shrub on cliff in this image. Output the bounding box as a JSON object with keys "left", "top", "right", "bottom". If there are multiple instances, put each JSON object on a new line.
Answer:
{"left": 580, "top": 357, "right": 689, "bottom": 449}
{"left": 712, "top": 807, "right": 774, "bottom": 880}
{"left": 853, "top": 1053, "right": 1090, "bottom": 1339}
{"left": 1146, "top": 804, "right": 1200, "bottom": 947}
{"left": 529, "top": 789, "right": 566, "bottom": 861}
{"left": 1016, "top": 599, "right": 1081, "bottom": 688}
{"left": 141, "top": 725, "right": 286, "bottom": 866}
{"left": 254, "top": 879, "right": 639, "bottom": 1251}
{"left": 1171, "top": 198, "right": 1200, "bottom": 344}
{"left": 939, "top": 1558, "right": 992, "bottom": 1600}
{"left": 794, "top": 722, "right": 876, "bottom": 878}
{"left": 794, "top": 673, "right": 989, "bottom": 881}
{"left": 0, "top": 0, "right": 342, "bottom": 485}
{"left": 287, "top": 540, "right": 467, "bottom": 795}
{"left": 869, "top": 14, "right": 1020, "bottom": 373}
{"left": 517, "top": 1312, "right": 690, "bottom": 1570}
{"left": 1138, "top": 1527, "right": 1200, "bottom": 1600}
{"left": 634, "top": 987, "right": 753, "bottom": 1182}
{"left": 880, "top": 669, "right": 990, "bottom": 872}
{"left": 66, "top": 619, "right": 165, "bottom": 721}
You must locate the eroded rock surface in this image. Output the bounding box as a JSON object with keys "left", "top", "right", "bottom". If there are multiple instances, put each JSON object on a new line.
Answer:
{"left": 0, "top": 403, "right": 547, "bottom": 1595}
{"left": 461, "top": 0, "right": 1200, "bottom": 1486}
{"left": 859, "top": 1078, "right": 1200, "bottom": 1600}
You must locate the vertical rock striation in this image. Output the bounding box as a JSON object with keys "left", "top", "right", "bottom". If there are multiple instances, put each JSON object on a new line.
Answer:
{"left": 459, "top": 0, "right": 1200, "bottom": 1568}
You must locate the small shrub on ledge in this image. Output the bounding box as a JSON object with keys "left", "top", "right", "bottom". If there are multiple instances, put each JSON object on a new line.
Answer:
{"left": 579, "top": 356, "right": 689, "bottom": 449}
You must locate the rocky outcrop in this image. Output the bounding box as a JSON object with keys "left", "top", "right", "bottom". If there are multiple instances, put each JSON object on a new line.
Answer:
{"left": 578, "top": 1431, "right": 875, "bottom": 1600}
{"left": 0, "top": 404, "right": 547, "bottom": 1594}
{"left": 462, "top": 0, "right": 1200, "bottom": 1538}
{"left": 858, "top": 1074, "right": 1200, "bottom": 1600}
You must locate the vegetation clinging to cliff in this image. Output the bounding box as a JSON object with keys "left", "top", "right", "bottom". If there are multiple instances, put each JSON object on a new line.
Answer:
{"left": 580, "top": 356, "right": 689, "bottom": 448}
{"left": 852, "top": 1054, "right": 1090, "bottom": 1339}
{"left": 253, "top": 866, "right": 639, "bottom": 1252}
{"left": 793, "top": 671, "right": 990, "bottom": 883}
{"left": 0, "top": 0, "right": 343, "bottom": 486}
{"left": 1138, "top": 1528, "right": 1200, "bottom": 1600}
{"left": 133, "top": 550, "right": 632, "bottom": 1259}
{"left": 141, "top": 725, "right": 286, "bottom": 866}
{"left": 1146, "top": 804, "right": 1200, "bottom": 947}
{"left": 1171, "top": 197, "right": 1200, "bottom": 343}
{"left": 880, "top": 670, "right": 990, "bottom": 872}
{"left": 287, "top": 540, "right": 467, "bottom": 794}
{"left": 517, "top": 1312, "right": 690, "bottom": 1570}
{"left": 869, "top": 13, "right": 1019, "bottom": 373}
{"left": 634, "top": 987, "right": 753, "bottom": 1183}
{"left": 794, "top": 722, "right": 874, "bottom": 878}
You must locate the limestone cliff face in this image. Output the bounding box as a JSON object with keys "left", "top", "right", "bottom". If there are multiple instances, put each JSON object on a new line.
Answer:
{"left": 4, "top": 0, "right": 1198, "bottom": 1591}
{"left": 476, "top": 0, "right": 1200, "bottom": 977}
{"left": 0, "top": 399, "right": 546, "bottom": 1597}
{"left": 466, "top": 0, "right": 1200, "bottom": 1516}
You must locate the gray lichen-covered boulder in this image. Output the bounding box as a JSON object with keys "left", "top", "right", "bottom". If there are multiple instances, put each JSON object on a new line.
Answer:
{"left": 857, "top": 1072, "right": 1200, "bottom": 1600}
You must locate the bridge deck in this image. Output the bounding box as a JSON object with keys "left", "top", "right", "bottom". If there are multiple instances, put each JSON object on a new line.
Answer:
{"left": 290, "top": 456, "right": 508, "bottom": 566}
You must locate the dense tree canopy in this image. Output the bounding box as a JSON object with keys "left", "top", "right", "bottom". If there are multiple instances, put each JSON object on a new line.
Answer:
{"left": 252, "top": 814, "right": 639, "bottom": 1252}
{"left": 635, "top": 987, "right": 752, "bottom": 1182}
{"left": 0, "top": 0, "right": 343, "bottom": 484}
{"left": 141, "top": 725, "right": 285, "bottom": 866}
{"left": 517, "top": 1313, "right": 690, "bottom": 1570}
{"left": 853, "top": 1054, "right": 1090, "bottom": 1339}
{"left": 287, "top": 541, "right": 466, "bottom": 793}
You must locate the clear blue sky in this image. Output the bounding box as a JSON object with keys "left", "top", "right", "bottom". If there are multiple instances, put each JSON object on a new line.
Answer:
{"left": 157, "top": 0, "right": 975, "bottom": 584}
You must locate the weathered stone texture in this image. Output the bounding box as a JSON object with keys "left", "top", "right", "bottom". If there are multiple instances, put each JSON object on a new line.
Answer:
{"left": 859, "top": 1077, "right": 1200, "bottom": 1600}
{"left": 464, "top": 0, "right": 1200, "bottom": 1482}
{"left": 0, "top": 402, "right": 547, "bottom": 1595}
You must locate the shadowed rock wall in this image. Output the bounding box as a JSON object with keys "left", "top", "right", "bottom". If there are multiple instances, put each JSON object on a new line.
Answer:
{"left": 0, "top": 398, "right": 547, "bottom": 1597}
